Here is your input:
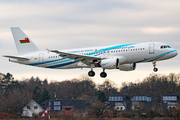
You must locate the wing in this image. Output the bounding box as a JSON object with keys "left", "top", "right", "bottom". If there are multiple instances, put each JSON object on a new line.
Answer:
{"left": 50, "top": 49, "right": 102, "bottom": 64}
{"left": 3, "top": 55, "right": 30, "bottom": 60}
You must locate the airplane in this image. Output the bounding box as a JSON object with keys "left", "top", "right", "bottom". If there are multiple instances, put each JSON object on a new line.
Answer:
{"left": 3, "top": 27, "right": 178, "bottom": 78}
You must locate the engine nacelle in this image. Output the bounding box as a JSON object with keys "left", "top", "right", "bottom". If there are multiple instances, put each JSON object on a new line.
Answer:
{"left": 119, "top": 63, "right": 136, "bottom": 71}
{"left": 100, "top": 58, "right": 119, "bottom": 69}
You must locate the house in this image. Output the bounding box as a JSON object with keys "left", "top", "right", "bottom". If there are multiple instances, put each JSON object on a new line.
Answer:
{"left": 45, "top": 99, "right": 89, "bottom": 115}
{"left": 22, "top": 99, "right": 45, "bottom": 117}
{"left": 108, "top": 95, "right": 126, "bottom": 112}
{"left": 162, "top": 95, "right": 180, "bottom": 110}
{"left": 108, "top": 93, "right": 152, "bottom": 113}
{"left": 108, "top": 93, "right": 133, "bottom": 112}
{"left": 131, "top": 95, "right": 152, "bottom": 110}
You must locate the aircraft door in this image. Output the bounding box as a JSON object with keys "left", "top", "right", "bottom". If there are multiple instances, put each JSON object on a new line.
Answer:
{"left": 39, "top": 53, "right": 44, "bottom": 63}
{"left": 149, "top": 43, "right": 155, "bottom": 54}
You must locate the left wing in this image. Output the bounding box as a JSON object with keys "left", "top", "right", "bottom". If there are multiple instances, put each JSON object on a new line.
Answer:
{"left": 50, "top": 49, "right": 102, "bottom": 64}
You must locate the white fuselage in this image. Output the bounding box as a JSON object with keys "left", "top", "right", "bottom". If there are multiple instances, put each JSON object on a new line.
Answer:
{"left": 10, "top": 42, "right": 178, "bottom": 69}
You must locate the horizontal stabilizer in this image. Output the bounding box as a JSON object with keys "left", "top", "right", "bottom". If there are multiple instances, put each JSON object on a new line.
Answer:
{"left": 3, "top": 55, "right": 30, "bottom": 60}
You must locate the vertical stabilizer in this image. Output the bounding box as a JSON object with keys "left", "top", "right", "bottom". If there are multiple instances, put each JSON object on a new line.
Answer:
{"left": 11, "top": 27, "right": 40, "bottom": 55}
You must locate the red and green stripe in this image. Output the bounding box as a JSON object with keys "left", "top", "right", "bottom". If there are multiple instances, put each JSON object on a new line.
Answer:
{"left": 20, "top": 38, "right": 30, "bottom": 44}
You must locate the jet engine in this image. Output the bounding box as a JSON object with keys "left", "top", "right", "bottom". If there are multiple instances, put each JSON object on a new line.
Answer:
{"left": 119, "top": 63, "right": 136, "bottom": 71}
{"left": 100, "top": 58, "right": 119, "bottom": 69}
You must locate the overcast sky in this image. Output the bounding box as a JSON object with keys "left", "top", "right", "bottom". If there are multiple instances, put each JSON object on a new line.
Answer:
{"left": 0, "top": 0, "right": 179, "bottom": 86}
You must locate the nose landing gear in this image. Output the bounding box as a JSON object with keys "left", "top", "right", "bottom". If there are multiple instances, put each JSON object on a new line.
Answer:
{"left": 153, "top": 61, "right": 158, "bottom": 72}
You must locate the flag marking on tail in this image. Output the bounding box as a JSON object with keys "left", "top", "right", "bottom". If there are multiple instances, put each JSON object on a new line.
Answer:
{"left": 20, "top": 38, "right": 30, "bottom": 44}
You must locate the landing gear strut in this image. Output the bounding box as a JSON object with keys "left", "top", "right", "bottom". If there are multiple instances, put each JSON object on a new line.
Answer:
{"left": 153, "top": 61, "right": 158, "bottom": 72}
{"left": 88, "top": 64, "right": 95, "bottom": 77}
{"left": 100, "top": 69, "right": 107, "bottom": 78}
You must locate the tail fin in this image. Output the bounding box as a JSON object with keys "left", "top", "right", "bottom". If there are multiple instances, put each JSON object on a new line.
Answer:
{"left": 11, "top": 27, "right": 40, "bottom": 55}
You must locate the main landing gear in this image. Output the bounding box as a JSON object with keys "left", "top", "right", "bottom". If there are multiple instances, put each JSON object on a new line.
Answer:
{"left": 88, "top": 70, "right": 95, "bottom": 77}
{"left": 153, "top": 61, "right": 158, "bottom": 72}
{"left": 88, "top": 64, "right": 95, "bottom": 77}
{"left": 88, "top": 65, "right": 107, "bottom": 78}
{"left": 100, "top": 69, "right": 107, "bottom": 78}
{"left": 88, "top": 70, "right": 107, "bottom": 78}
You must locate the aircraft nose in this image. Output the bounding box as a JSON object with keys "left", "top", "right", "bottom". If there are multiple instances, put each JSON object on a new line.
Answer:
{"left": 174, "top": 50, "right": 178, "bottom": 56}
{"left": 172, "top": 49, "right": 178, "bottom": 57}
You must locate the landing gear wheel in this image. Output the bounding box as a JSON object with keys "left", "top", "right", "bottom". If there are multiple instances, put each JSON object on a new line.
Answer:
{"left": 153, "top": 68, "right": 158, "bottom": 72}
{"left": 152, "top": 61, "right": 158, "bottom": 72}
{"left": 88, "top": 71, "right": 95, "bottom": 77}
{"left": 100, "top": 72, "right": 107, "bottom": 78}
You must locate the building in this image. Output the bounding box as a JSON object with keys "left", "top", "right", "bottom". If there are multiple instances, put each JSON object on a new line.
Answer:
{"left": 22, "top": 99, "right": 45, "bottom": 117}
{"left": 162, "top": 95, "right": 180, "bottom": 109}
{"left": 108, "top": 94, "right": 132, "bottom": 112}
{"left": 109, "top": 95, "right": 126, "bottom": 112}
{"left": 108, "top": 94, "right": 152, "bottom": 113}
{"left": 131, "top": 96, "right": 152, "bottom": 110}
{"left": 45, "top": 99, "right": 89, "bottom": 114}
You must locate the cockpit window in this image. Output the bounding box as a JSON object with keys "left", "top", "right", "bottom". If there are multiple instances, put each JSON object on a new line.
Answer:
{"left": 160, "top": 45, "right": 171, "bottom": 49}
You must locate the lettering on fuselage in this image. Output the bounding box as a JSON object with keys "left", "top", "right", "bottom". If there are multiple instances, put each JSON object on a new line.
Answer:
{"left": 68, "top": 46, "right": 135, "bottom": 54}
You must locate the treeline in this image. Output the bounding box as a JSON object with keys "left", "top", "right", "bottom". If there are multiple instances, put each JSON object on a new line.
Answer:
{"left": 0, "top": 74, "right": 117, "bottom": 114}
{"left": 120, "top": 73, "right": 180, "bottom": 106}
{"left": 0, "top": 72, "right": 180, "bottom": 116}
